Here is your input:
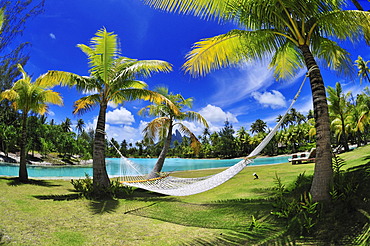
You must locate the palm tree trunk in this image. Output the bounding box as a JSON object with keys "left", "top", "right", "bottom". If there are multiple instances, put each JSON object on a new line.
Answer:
{"left": 300, "top": 45, "right": 333, "bottom": 202}
{"left": 148, "top": 122, "right": 173, "bottom": 178}
{"left": 341, "top": 116, "right": 349, "bottom": 152}
{"left": 93, "top": 102, "right": 110, "bottom": 188}
{"left": 351, "top": 0, "right": 364, "bottom": 11}
{"left": 19, "top": 112, "right": 28, "bottom": 182}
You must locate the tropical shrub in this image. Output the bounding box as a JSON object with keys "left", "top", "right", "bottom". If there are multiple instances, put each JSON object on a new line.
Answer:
{"left": 71, "top": 174, "right": 133, "bottom": 200}
{"left": 271, "top": 173, "right": 320, "bottom": 236}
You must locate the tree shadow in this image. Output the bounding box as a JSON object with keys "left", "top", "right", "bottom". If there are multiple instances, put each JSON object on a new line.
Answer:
{"left": 89, "top": 199, "right": 120, "bottom": 214}
{"left": 2, "top": 177, "right": 61, "bottom": 187}
{"left": 33, "top": 193, "right": 81, "bottom": 201}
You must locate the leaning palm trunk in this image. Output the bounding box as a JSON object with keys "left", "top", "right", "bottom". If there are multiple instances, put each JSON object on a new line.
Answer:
{"left": 93, "top": 102, "right": 110, "bottom": 188}
{"left": 19, "top": 112, "right": 28, "bottom": 182}
{"left": 300, "top": 45, "right": 333, "bottom": 202}
{"left": 148, "top": 123, "right": 173, "bottom": 178}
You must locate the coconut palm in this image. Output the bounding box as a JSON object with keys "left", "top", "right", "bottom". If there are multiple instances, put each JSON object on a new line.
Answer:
{"left": 327, "top": 82, "right": 351, "bottom": 151}
{"left": 76, "top": 118, "right": 85, "bottom": 135}
{"left": 250, "top": 119, "right": 267, "bottom": 134}
{"left": 61, "top": 117, "right": 72, "bottom": 132}
{"left": 0, "top": 64, "right": 63, "bottom": 182}
{"left": 143, "top": 0, "right": 370, "bottom": 201}
{"left": 357, "top": 87, "right": 370, "bottom": 136}
{"left": 355, "top": 56, "right": 370, "bottom": 83}
{"left": 38, "top": 28, "right": 178, "bottom": 189}
{"left": 140, "top": 87, "right": 208, "bottom": 178}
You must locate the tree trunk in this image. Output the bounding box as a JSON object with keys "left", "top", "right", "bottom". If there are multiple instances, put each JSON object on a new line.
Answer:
{"left": 19, "top": 112, "right": 28, "bottom": 182}
{"left": 341, "top": 116, "right": 349, "bottom": 152}
{"left": 300, "top": 45, "right": 333, "bottom": 202}
{"left": 351, "top": 0, "right": 364, "bottom": 11}
{"left": 93, "top": 102, "right": 110, "bottom": 188}
{"left": 148, "top": 121, "right": 173, "bottom": 178}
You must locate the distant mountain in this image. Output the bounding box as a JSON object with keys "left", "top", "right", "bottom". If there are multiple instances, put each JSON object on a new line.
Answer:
{"left": 171, "top": 129, "right": 183, "bottom": 147}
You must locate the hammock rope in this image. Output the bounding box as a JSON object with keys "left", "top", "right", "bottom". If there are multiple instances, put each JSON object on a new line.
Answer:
{"left": 107, "top": 69, "right": 313, "bottom": 196}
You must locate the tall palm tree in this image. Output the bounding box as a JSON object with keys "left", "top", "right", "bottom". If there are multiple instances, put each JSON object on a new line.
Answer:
{"left": 0, "top": 64, "right": 63, "bottom": 182}
{"left": 140, "top": 87, "right": 208, "bottom": 178}
{"left": 143, "top": 0, "right": 370, "bottom": 201}
{"left": 76, "top": 118, "right": 85, "bottom": 135}
{"left": 355, "top": 56, "right": 370, "bottom": 83}
{"left": 61, "top": 117, "right": 72, "bottom": 132}
{"left": 327, "top": 82, "right": 351, "bottom": 151}
{"left": 357, "top": 87, "right": 370, "bottom": 136}
{"left": 38, "top": 28, "right": 178, "bottom": 188}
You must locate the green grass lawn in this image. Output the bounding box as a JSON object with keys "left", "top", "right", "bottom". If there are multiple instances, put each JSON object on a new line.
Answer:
{"left": 1, "top": 145, "right": 369, "bottom": 245}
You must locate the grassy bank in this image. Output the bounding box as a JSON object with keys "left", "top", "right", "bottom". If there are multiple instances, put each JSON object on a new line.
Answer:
{"left": 0, "top": 145, "right": 369, "bottom": 245}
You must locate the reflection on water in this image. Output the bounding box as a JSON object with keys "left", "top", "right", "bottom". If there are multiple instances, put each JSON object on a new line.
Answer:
{"left": 0, "top": 156, "right": 290, "bottom": 178}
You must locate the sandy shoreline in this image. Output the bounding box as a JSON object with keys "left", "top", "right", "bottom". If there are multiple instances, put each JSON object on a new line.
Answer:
{"left": 0, "top": 152, "right": 93, "bottom": 166}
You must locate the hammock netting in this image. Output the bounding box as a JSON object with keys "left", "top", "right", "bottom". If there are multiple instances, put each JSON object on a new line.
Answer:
{"left": 115, "top": 73, "right": 308, "bottom": 196}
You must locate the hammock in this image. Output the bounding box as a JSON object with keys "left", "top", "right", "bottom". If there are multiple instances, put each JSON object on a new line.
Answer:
{"left": 114, "top": 71, "right": 310, "bottom": 196}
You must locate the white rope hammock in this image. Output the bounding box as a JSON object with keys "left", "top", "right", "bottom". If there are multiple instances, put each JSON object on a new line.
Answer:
{"left": 112, "top": 68, "right": 314, "bottom": 196}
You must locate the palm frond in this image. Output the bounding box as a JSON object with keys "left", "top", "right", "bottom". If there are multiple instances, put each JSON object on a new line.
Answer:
{"left": 311, "top": 37, "right": 354, "bottom": 77}
{"left": 36, "top": 70, "right": 87, "bottom": 88}
{"left": 78, "top": 28, "right": 118, "bottom": 82}
{"left": 184, "top": 111, "right": 209, "bottom": 128}
{"left": 183, "top": 30, "right": 249, "bottom": 77}
{"left": 316, "top": 10, "right": 370, "bottom": 42}
{"left": 176, "top": 123, "right": 201, "bottom": 154}
{"left": 142, "top": 0, "right": 230, "bottom": 21}
{"left": 183, "top": 29, "right": 283, "bottom": 77}
{"left": 42, "top": 90, "right": 63, "bottom": 106}
{"left": 114, "top": 88, "right": 180, "bottom": 115}
{"left": 0, "top": 89, "right": 19, "bottom": 101}
{"left": 120, "top": 60, "right": 172, "bottom": 79}
{"left": 142, "top": 117, "right": 170, "bottom": 143}
{"left": 269, "top": 41, "right": 303, "bottom": 80}
{"left": 73, "top": 94, "right": 100, "bottom": 115}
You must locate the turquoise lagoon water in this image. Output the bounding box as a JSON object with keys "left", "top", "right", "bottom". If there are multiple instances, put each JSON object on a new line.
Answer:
{"left": 0, "top": 156, "right": 290, "bottom": 179}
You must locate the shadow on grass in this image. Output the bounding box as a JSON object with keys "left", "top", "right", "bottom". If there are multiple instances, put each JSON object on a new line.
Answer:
{"left": 1, "top": 177, "right": 61, "bottom": 187}
{"left": 127, "top": 197, "right": 274, "bottom": 231}
{"left": 33, "top": 193, "right": 81, "bottom": 201}
{"left": 89, "top": 199, "right": 120, "bottom": 214}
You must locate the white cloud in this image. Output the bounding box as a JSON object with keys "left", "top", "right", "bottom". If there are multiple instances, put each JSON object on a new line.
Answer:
{"left": 49, "top": 33, "right": 56, "bottom": 39}
{"left": 196, "top": 104, "right": 238, "bottom": 133}
{"left": 106, "top": 107, "right": 135, "bottom": 125}
{"left": 210, "top": 61, "right": 274, "bottom": 107}
{"left": 251, "top": 90, "right": 287, "bottom": 109}
{"left": 199, "top": 104, "right": 238, "bottom": 124}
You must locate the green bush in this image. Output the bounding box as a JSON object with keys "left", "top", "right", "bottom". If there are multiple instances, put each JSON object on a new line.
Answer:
{"left": 71, "top": 174, "right": 133, "bottom": 200}
{"left": 271, "top": 173, "right": 320, "bottom": 236}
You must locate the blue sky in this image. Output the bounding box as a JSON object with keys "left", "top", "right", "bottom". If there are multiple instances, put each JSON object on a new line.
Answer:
{"left": 15, "top": 0, "right": 370, "bottom": 143}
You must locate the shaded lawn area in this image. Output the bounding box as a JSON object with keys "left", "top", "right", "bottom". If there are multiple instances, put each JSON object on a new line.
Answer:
{"left": 0, "top": 145, "right": 369, "bottom": 245}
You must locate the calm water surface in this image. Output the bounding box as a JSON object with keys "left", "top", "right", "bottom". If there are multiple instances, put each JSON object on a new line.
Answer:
{"left": 0, "top": 156, "right": 290, "bottom": 178}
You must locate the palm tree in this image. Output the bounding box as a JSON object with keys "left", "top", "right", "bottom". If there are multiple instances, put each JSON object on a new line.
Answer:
{"left": 355, "top": 56, "right": 370, "bottom": 83}
{"left": 327, "top": 82, "right": 351, "bottom": 151}
{"left": 143, "top": 0, "right": 370, "bottom": 201}
{"left": 250, "top": 119, "right": 267, "bottom": 134}
{"left": 357, "top": 87, "right": 370, "bottom": 138}
{"left": 140, "top": 87, "right": 208, "bottom": 178}
{"left": 61, "top": 117, "right": 72, "bottom": 132}
{"left": 38, "top": 28, "right": 178, "bottom": 189}
{"left": 76, "top": 118, "right": 85, "bottom": 135}
{"left": 0, "top": 64, "right": 63, "bottom": 182}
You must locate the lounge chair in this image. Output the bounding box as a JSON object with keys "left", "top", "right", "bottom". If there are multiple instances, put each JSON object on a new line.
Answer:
{"left": 288, "top": 148, "right": 316, "bottom": 165}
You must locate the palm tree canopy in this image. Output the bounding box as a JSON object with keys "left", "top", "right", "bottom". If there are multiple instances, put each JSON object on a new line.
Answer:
{"left": 37, "top": 28, "right": 179, "bottom": 115}
{"left": 144, "top": 0, "right": 370, "bottom": 79}
{"left": 1, "top": 64, "right": 63, "bottom": 115}
{"left": 355, "top": 56, "right": 370, "bottom": 83}
{"left": 140, "top": 86, "right": 209, "bottom": 143}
